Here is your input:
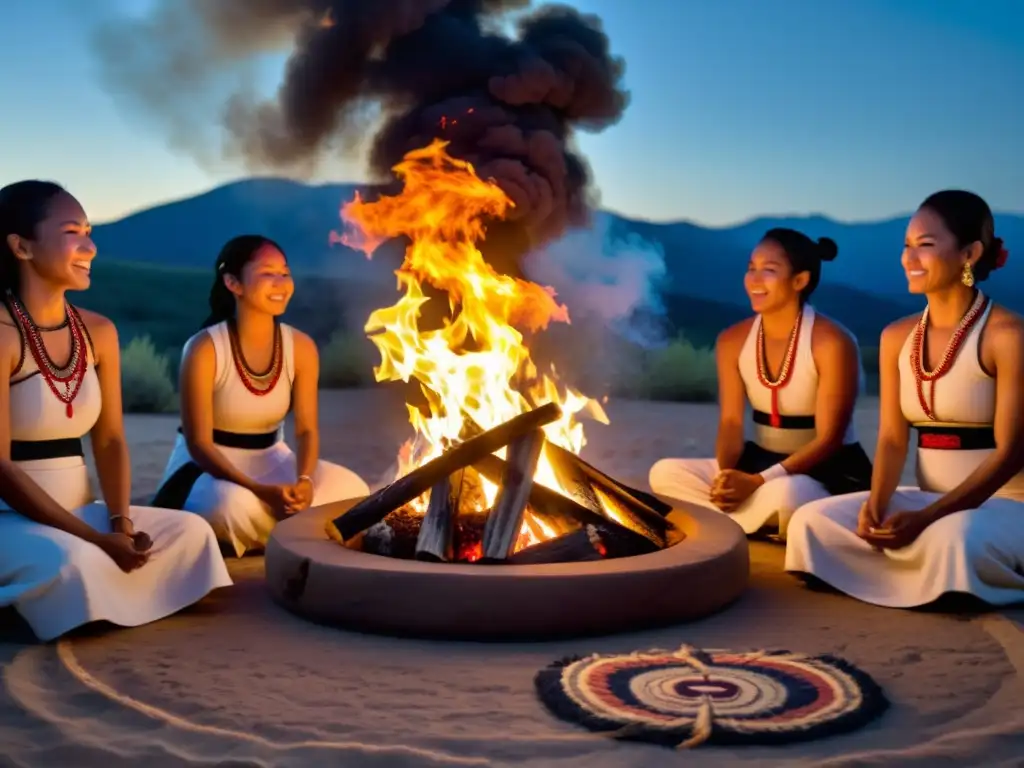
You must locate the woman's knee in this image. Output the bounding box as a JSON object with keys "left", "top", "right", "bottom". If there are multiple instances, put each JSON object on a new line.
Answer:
{"left": 27, "top": 531, "right": 93, "bottom": 579}
{"left": 191, "top": 480, "right": 266, "bottom": 527}
{"left": 648, "top": 458, "right": 705, "bottom": 493}
{"left": 162, "top": 506, "right": 221, "bottom": 543}
{"left": 315, "top": 461, "right": 369, "bottom": 502}
{"left": 767, "top": 475, "right": 828, "bottom": 513}
{"left": 648, "top": 458, "right": 675, "bottom": 492}
{"left": 923, "top": 509, "right": 1004, "bottom": 561}
{"left": 788, "top": 491, "right": 867, "bottom": 535}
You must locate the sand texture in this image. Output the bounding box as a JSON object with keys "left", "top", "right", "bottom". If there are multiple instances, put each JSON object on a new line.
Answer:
{"left": 2, "top": 389, "right": 1023, "bottom": 767}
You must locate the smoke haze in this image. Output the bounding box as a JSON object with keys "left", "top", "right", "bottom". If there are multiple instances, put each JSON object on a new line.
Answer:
{"left": 522, "top": 213, "right": 667, "bottom": 345}
{"left": 95, "top": 0, "right": 630, "bottom": 249}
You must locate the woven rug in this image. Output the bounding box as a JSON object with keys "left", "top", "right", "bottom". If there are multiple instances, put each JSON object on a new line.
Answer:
{"left": 535, "top": 645, "right": 889, "bottom": 748}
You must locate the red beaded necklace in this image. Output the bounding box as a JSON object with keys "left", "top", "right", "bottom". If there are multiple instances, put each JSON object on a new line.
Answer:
{"left": 227, "top": 319, "right": 283, "bottom": 397}
{"left": 755, "top": 308, "right": 803, "bottom": 428}
{"left": 910, "top": 291, "right": 988, "bottom": 421}
{"left": 5, "top": 291, "right": 90, "bottom": 418}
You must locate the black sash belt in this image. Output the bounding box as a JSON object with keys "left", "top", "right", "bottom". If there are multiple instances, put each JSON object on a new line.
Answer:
{"left": 736, "top": 440, "right": 873, "bottom": 497}
{"left": 10, "top": 438, "right": 84, "bottom": 462}
{"left": 915, "top": 425, "right": 996, "bottom": 451}
{"left": 152, "top": 427, "right": 280, "bottom": 509}
{"left": 752, "top": 410, "right": 816, "bottom": 430}
{"left": 176, "top": 427, "right": 279, "bottom": 450}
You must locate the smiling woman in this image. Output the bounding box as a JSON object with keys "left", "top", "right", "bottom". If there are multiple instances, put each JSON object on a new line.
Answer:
{"left": 151, "top": 235, "right": 369, "bottom": 557}
{"left": 0, "top": 180, "right": 231, "bottom": 642}
{"left": 785, "top": 190, "right": 1024, "bottom": 608}
{"left": 649, "top": 228, "right": 873, "bottom": 540}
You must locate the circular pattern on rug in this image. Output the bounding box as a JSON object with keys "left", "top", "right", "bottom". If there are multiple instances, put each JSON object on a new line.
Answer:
{"left": 534, "top": 645, "right": 888, "bottom": 748}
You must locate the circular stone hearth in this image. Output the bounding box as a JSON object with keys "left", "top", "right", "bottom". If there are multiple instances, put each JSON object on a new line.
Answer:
{"left": 264, "top": 499, "right": 749, "bottom": 640}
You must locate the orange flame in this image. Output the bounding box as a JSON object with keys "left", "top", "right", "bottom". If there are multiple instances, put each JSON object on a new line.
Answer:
{"left": 336, "top": 140, "right": 608, "bottom": 542}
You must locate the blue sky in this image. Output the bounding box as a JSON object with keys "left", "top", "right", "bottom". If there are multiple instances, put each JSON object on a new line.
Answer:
{"left": 2, "top": 0, "right": 1022, "bottom": 226}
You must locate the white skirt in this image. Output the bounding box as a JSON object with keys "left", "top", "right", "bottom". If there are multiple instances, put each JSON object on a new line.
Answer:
{"left": 785, "top": 487, "right": 1024, "bottom": 607}
{"left": 0, "top": 457, "right": 233, "bottom": 642}
{"left": 649, "top": 457, "right": 829, "bottom": 538}
{"left": 160, "top": 434, "right": 370, "bottom": 557}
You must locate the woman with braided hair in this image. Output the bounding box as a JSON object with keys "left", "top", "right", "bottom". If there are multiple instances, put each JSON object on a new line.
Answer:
{"left": 152, "top": 235, "right": 368, "bottom": 557}
{"left": 0, "top": 180, "right": 231, "bottom": 642}
{"left": 786, "top": 190, "right": 1024, "bottom": 607}
{"left": 649, "top": 228, "right": 873, "bottom": 540}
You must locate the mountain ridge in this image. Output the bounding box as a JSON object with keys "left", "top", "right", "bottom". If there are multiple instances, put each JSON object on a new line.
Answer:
{"left": 89, "top": 177, "right": 1024, "bottom": 347}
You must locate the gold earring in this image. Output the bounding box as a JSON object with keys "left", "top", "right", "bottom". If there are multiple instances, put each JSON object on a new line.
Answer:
{"left": 961, "top": 262, "right": 975, "bottom": 287}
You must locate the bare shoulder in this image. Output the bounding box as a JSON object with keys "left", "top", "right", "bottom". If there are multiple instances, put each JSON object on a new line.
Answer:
{"left": 182, "top": 328, "right": 215, "bottom": 364}
{"left": 0, "top": 304, "right": 20, "bottom": 369}
{"left": 716, "top": 317, "right": 754, "bottom": 353}
{"left": 880, "top": 313, "right": 920, "bottom": 350}
{"left": 986, "top": 303, "right": 1024, "bottom": 345}
{"left": 288, "top": 326, "right": 318, "bottom": 356}
{"left": 74, "top": 307, "right": 118, "bottom": 347}
{"left": 811, "top": 312, "right": 858, "bottom": 353}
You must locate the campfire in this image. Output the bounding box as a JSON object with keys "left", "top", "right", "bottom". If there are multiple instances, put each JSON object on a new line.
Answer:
{"left": 325, "top": 142, "right": 680, "bottom": 565}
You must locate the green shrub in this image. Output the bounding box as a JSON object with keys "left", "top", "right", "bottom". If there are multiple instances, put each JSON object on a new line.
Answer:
{"left": 120, "top": 335, "right": 178, "bottom": 413}
{"left": 613, "top": 335, "right": 718, "bottom": 402}
{"left": 320, "top": 330, "right": 375, "bottom": 388}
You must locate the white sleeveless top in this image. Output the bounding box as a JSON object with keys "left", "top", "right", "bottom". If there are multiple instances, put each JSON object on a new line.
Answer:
{"left": 188, "top": 320, "right": 296, "bottom": 435}
{"left": 1, "top": 319, "right": 102, "bottom": 512}
{"left": 9, "top": 337, "right": 102, "bottom": 445}
{"left": 899, "top": 299, "right": 995, "bottom": 425}
{"left": 738, "top": 303, "right": 858, "bottom": 454}
{"left": 897, "top": 296, "right": 1023, "bottom": 498}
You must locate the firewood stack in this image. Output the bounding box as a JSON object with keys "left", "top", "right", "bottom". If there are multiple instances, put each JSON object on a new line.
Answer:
{"left": 325, "top": 403, "right": 680, "bottom": 564}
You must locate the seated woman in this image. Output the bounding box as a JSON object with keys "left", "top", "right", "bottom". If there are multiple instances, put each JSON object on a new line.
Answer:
{"left": 785, "top": 190, "right": 1024, "bottom": 607}
{"left": 151, "top": 235, "right": 369, "bottom": 557}
{"left": 0, "top": 181, "right": 232, "bottom": 642}
{"left": 649, "top": 228, "right": 872, "bottom": 539}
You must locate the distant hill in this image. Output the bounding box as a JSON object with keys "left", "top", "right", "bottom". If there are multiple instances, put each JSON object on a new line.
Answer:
{"left": 87, "top": 178, "right": 1024, "bottom": 353}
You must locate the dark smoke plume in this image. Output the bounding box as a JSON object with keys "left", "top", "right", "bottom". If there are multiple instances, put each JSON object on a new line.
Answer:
{"left": 95, "top": 0, "right": 629, "bottom": 255}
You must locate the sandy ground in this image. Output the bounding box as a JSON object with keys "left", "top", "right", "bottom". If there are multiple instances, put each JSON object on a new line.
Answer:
{"left": 2, "top": 389, "right": 1023, "bottom": 767}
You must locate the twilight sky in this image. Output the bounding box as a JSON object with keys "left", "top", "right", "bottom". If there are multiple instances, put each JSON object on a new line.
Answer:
{"left": 2, "top": 0, "right": 1022, "bottom": 225}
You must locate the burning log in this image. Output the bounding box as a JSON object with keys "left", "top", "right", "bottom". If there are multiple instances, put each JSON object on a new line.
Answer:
{"left": 414, "top": 472, "right": 461, "bottom": 562}
{"left": 543, "top": 442, "right": 672, "bottom": 546}
{"left": 523, "top": 503, "right": 577, "bottom": 540}
{"left": 472, "top": 453, "right": 608, "bottom": 530}
{"left": 545, "top": 442, "right": 671, "bottom": 517}
{"left": 328, "top": 402, "right": 562, "bottom": 541}
{"left": 506, "top": 525, "right": 606, "bottom": 565}
{"left": 361, "top": 506, "right": 421, "bottom": 559}
{"left": 453, "top": 466, "right": 490, "bottom": 562}
{"left": 480, "top": 429, "right": 545, "bottom": 562}
{"left": 591, "top": 521, "right": 663, "bottom": 559}
{"left": 454, "top": 512, "right": 489, "bottom": 562}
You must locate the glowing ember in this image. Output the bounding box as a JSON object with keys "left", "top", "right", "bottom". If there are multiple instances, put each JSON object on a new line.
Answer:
{"left": 333, "top": 140, "right": 608, "bottom": 550}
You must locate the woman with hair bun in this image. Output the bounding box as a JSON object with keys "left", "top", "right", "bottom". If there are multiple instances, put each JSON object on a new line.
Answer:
{"left": 786, "top": 190, "right": 1024, "bottom": 607}
{"left": 649, "top": 228, "right": 872, "bottom": 539}
{"left": 0, "top": 180, "right": 231, "bottom": 642}
{"left": 152, "top": 235, "right": 369, "bottom": 557}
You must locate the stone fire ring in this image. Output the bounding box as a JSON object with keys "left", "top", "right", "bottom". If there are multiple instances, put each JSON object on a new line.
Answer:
{"left": 264, "top": 498, "right": 750, "bottom": 640}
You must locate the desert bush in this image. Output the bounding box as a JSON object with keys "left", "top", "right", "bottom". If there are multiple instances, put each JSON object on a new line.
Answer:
{"left": 320, "top": 330, "right": 375, "bottom": 388}
{"left": 643, "top": 335, "right": 718, "bottom": 402}
{"left": 120, "top": 335, "right": 178, "bottom": 413}
{"left": 613, "top": 334, "right": 718, "bottom": 402}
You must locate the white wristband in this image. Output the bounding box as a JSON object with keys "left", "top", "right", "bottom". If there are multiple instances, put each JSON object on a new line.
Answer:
{"left": 759, "top": 463, "right": 788, "bottom": 482}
